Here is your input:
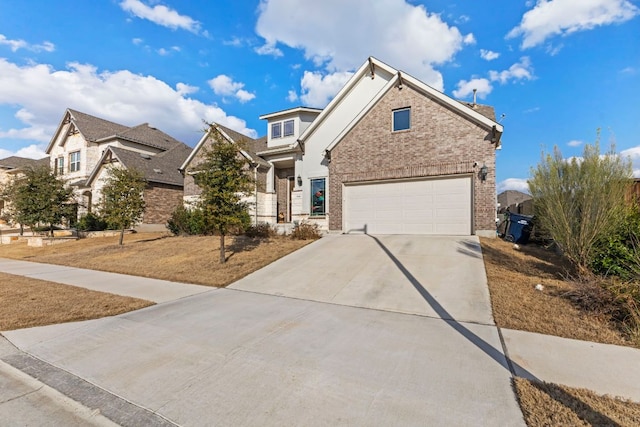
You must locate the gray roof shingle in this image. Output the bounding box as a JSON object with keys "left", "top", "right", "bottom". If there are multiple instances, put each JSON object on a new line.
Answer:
{"left": 107, "top": 144, "right": 191, "bottom": 187}
{"left": 68, "top": 109, "right": 183, "bottom": 151}
{"left": 0, "top": 156, "right": 49, "bottom": 170}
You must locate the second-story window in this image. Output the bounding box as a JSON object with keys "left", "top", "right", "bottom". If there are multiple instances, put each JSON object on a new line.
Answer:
{"left": 55, "top": 157, "right": 64, "bottom": 175}
{"left": 69, "top": 151, "right": 81, "bottom": 172}
{"left": 283, "top": 119, "right": 294, "bottom": 137}
{"left": 392, "top": 107, "right": 411, "bottom": 132}
{"left": 271, "top": 122, "right": 282, "bottom": 139}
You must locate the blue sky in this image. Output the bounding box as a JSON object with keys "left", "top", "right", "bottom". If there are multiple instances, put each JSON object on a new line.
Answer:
{"left": 1, "top": 0, "right": 639, "bottom": 192}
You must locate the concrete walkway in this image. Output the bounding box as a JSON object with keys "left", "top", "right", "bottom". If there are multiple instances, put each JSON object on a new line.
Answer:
{"left": 0, "top": 258, "right": 212, "bottom": 303}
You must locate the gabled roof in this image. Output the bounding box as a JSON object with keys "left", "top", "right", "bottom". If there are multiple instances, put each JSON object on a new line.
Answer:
{"left": 0, "top": 156, "right": 49, "bottom": 170}
{"left": 180, "top": 124, "right": 270, "bottom": 171}
{"left": 46, "top": 109, "right": 183, "bottom": 153}
{"left": 87, "top": 143, "right": 192, "bottom": 187}
{"left": 298, "top": 56, "right": 503, "bottom": 152}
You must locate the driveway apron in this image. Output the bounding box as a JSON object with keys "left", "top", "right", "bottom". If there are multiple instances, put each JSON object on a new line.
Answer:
{"left": 231, "top": 234, "right": 494, "bottom": 325}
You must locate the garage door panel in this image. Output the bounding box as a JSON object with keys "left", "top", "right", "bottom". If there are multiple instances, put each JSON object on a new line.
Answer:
{"left": 345, "top": 177, "right": 471, "bottom": 235}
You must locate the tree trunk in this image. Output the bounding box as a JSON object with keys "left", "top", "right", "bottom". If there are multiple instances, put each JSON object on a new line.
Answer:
{"left": 220, "top": 234, "right": 226, "bottom": 263}
{"left": 119, "top": 228, "right": 125, "bottom": 245}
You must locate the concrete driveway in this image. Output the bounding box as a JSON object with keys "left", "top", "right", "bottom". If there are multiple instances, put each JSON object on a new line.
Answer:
{"left": 231, "top": 234, "right": 494, "bottom": 324}
{"left": 2, "top": 235, "right": 524, "bottom": 426}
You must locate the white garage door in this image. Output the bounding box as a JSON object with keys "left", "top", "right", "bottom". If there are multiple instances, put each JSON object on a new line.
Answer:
{"left": 344, "top": 176, "right": 472, "bottom": 235}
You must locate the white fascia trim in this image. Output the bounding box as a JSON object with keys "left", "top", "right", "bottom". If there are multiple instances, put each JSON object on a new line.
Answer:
{"left": 45, "top": 109, "right": 81, "bottom": 154}
{"left": 85, "top": 147, "right": 117, "bottom": 187}
{"left": 298, "top": 58, "right": 382, "bottom": 144}
{"left": 324, "top": 74, "right": 400, "bottom": 153}
{"left": 179, "top": 130, "right": 209, "bottom": 171}
{"left": 259, "top": 107, "right": 323, "bottom": 120}
{"left": 256, "top": 144, "right": 300, "bottom": 156}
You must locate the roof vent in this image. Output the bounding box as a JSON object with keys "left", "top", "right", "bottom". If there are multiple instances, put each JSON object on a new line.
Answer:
{"left": 139, "top": 153, "right": 151, "bottom": 160}
{"left": 153, "top": 168, "right": 162, "bottom": 174}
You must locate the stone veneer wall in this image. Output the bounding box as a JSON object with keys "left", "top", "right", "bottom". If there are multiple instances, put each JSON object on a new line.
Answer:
{"left": 328, "top": 84, "right": 497, "bottom": 233}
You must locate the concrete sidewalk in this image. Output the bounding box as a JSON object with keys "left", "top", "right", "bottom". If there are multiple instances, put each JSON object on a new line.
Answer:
{"left": 0, "top": 258, "right": 212, "bottom": 303}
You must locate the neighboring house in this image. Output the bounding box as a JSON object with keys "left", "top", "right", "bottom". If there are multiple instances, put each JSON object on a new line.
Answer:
{"left": 45, "top": 109, "right": 190, "bottom": 225}
{"left": 182, "top": 56, "right": 503, "bottom": 236}
{"left": 628, "top": 178, "right": 640, "bottom": 204}
{"left": 0, "top": 156, "right": 49, "bottom": 222}
{"left": 497, "top": 190, "right": 533, "bottom": 215}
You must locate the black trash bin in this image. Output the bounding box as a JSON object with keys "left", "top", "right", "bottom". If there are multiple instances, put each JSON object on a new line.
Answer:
{"left": 505, "top": 213, "right": 533, "bottom": 244}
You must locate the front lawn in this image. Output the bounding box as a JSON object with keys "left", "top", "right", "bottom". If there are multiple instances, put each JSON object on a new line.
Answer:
{"left": 0, "top": 232, "right": 311, "bottom": 287}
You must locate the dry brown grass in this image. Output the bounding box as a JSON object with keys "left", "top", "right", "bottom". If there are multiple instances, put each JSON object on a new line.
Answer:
{"left": 480, "top": 237, "right": 632, "bottom": 347}
{"left": 514, "top": 377, "right": 640, "bottom": 426}
{"left": 0, "top": 272, "right": 153, "bottom": 331}
{"left": 0, "top": 232, "right": 310, "bottom": 287}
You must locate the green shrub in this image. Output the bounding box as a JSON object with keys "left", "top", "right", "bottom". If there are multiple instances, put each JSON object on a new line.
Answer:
{"left": 291, "top": 221, "right": 322, "bottom": 240}
{"left": 245, "top": 222, "right": 276, "bottom": 238}
{"left": 76, "top": 213, "right": 108, "bottom": 231}
{"left": 167, "top": 205, "right": 207, "bottom": 235}
{"left": 590, "top": 205, "right": 640, "bottom": 279}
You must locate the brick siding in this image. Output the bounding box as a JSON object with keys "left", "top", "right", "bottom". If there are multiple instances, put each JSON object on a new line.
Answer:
{"left": 143, "top": 183, "right": 184, "bottom": 224}
{"left": 328, "top": 84, "right": 497, "bottom": 233}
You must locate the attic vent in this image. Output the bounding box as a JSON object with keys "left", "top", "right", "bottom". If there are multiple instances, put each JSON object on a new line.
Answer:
{"left": 139, "top": 153, "right": 152, "bottom": 160}
{"left": 153, "top": 168, "right": 162, "bottom": 174}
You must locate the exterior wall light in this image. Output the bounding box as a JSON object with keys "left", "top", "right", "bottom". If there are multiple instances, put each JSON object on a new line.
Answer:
{"left": 479, "top": 164, "right": 489, "bottom": 182}
{"left": 297, "top": 175, "right": 302, "bottom": 186}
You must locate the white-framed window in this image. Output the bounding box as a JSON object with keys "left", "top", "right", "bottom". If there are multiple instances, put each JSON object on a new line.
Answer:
{"left": 55, "top": 157, "right": 64, "bottom": 175}
{"left": 69, "top": 151, "right": 81, "bottom": 172}
{"left": 392, "top": 107, "right": 411, "bottom": 132}
{"left": 283, "top": 119, "right": 294, "bottom": 137}
{"left": 310, "top": 178, "right": 326, "bottom": 216}
{"left": 271, "top": 122, "right": 282, "bottom": 139}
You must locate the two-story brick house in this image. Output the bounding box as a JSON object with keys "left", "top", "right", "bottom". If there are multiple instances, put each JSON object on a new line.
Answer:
{"left": 183, "top": 57, "right": 503, "bottom": 236}
{"left": 45, "top": 109, "right": 190, "bottom": 225}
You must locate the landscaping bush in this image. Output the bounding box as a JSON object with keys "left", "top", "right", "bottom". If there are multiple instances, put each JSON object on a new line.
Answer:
{"left": 291, "top": 221, "right": 322, "bottom": 240}
{"left": 166, "top": 205, "right": 210, "bottom": 236}
{"left": 590, "top": 205, "right": 640, "bottom": 279}
{"left": 245, "top": 222, "right": 277, "bottom": 239}
{"left": 76, "top": 213, "right": 108, "bottom": 231}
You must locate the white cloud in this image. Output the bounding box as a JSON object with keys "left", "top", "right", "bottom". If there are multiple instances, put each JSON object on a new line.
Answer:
{"left": 567, "top": 139, "right": 584, "bottom": 147}
{"left": 132, "top": 38, "right": 144, "bottom": 45}
{"left": 119, "top": 0, "right": 201, "bottom": 33}
{"left": 480, "top": 49, "right": 500, "bottom": 61}
{"left": 620, "top": 66, "right": 636, "bottom": 74}
{"left": 254, "top": 42, "right": 283, "bottom": 57}
{"left": 255, "top": 0, "right": 473, "bottom": 90}
{"left": 507, "top": 0, "right": 639, "bottom": 49}
{"left": 621, "top": 145, "right": 640, "bottom": 177}
{"left": 0, "top": 59, "right": 256, "bottom": 149}
{"left": 0, "top": 144, "right": 47, "bottom": 160}
{"left": 207, "top": 75, "right": 256, "bottom": 103}
{"left": 497, "top": 178, "right": 530, "bottom": 194}
{"left": 299, "top": 71, "right": 353, "bottom": 108}
{"left": 452, "top": 78, "right": 492, "bottom": 99}
{"left": 287, "top": 90, "right": 298, "bottom": 102}
{"left": 0, "top": 34, "right": 55, "bottom": 52}
{"left": 453, "top": 58, "right": 534, "bottom": 99}
{"left": 489, "top": 57, "right": 534, "bottom": 84}
{"left": 463, "top": 34, "right": 476, "bottom": 45}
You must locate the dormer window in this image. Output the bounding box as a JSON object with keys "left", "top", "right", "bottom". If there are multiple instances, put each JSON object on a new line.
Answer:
{"left": 283, "top": 119, "right": 294, "bottom": 137}
{"left": 271, "top": 119, "right": 295, "bottom": 139}
{"left": 271, "top": 122, "right": 282, "bottom": 139}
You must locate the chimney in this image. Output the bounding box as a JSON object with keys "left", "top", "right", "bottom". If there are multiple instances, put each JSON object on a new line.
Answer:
{"left": 472, "top": 89, "right": 477, "bottom": 108}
